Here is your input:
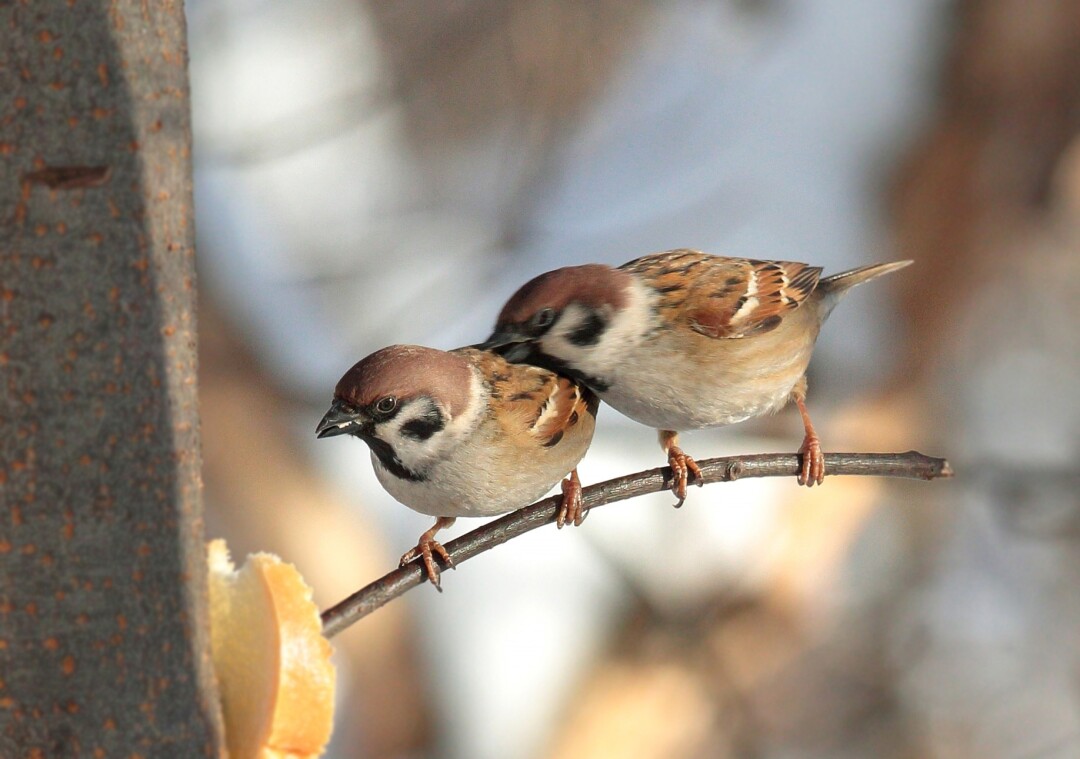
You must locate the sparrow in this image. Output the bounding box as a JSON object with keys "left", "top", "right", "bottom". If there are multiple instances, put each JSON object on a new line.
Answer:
{"left": 316, "top": 344, "right": 599, "bottom": 588}
{"left": 481, "top": 249, "right": 911, "bottom": 503}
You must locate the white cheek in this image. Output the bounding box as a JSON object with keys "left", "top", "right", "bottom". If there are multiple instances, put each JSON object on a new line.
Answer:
{"left": 376, "top": 372, "right": 485, "bottom": 472}
{"left": 542, "top": 280, "right": 655, "bottom": 377}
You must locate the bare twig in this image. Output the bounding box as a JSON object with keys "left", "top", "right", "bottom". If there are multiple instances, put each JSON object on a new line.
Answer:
{"left": 321, "top": 451, "right": 952, "bottom": 637}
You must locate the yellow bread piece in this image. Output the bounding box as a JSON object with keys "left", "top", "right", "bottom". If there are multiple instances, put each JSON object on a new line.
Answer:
{"left": 208, "top": 539, "right": 335, "bottom": 759}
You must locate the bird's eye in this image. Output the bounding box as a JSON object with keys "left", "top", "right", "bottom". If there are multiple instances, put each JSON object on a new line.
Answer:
{"left": 374, "top": 396, "right": 398, "bottom": 416}
{"left": 531, "top": 308, "right": 556, "bottom": 333}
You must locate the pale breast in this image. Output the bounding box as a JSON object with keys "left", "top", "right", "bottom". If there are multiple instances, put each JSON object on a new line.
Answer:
{"left": 601, "top": 306, "right": 820, "bottom": 430}
{"left": 373, "top": 394, "right": 597, "bottom": 518}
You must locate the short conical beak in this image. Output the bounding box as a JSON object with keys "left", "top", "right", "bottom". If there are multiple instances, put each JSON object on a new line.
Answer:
{"left": 478, "top": 330, "right": 533, "bottom": 362}
{"left": 316, "top": 399, "right": 366, "bottom": 439}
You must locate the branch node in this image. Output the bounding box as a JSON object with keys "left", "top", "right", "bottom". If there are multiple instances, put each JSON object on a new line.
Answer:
{"left": 726, "top": 461, "right": 744, "bottom": 481}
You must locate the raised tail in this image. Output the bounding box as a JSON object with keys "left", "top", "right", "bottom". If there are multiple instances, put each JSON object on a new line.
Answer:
{"left": 815, "top": 260, "right": 912, "bottom": 312}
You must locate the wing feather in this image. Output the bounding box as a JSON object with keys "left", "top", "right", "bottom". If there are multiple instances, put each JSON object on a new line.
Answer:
{"left": 621, "top": 250, "right": 821, "bottom": 339}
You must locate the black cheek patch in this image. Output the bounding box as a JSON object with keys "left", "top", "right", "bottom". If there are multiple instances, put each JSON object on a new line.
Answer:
{"left": 567, "top": 311, "right": 608, "bottom": 346}
{"left": 400, "top": 408, "right": 445, "bottom": 441}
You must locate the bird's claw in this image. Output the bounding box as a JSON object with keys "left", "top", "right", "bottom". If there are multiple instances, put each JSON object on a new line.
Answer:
{"left": 667, "top": 446, "right": 704, "bottom": 507}
{"left": 798, "top": 434, "right": 825, "bottom": 487}
{"left": 400, "top": 537, "right": 454, "bottom": 591}
{"left": 557, "top": 473, "right": 585, "bottom": 528}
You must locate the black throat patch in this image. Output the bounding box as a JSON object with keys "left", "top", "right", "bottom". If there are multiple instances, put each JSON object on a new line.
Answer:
{"left": 360, "top": 434, "right": 426, "bottom": 482}
{"left": 525, "top": 350, "right": 611, "bottom": 394}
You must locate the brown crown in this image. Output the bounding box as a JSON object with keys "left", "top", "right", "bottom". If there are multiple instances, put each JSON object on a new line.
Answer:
{"left": 334, "top": 345, "right": 473, "bottom": 418}
{"left": 497, "top": 264, "right": 631, "bottom": 325}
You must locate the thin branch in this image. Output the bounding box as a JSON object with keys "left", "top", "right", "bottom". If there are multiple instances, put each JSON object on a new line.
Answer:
{"left": 321, "top": 450, "right": 952, "bottom": 637}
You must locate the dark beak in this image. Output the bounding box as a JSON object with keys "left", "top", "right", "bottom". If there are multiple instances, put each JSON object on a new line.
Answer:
{"left": 316, "top": 399, "right": 367, "bottom": 439}
{"left": 477, "top": 330, "right": 534, "bottom": 363}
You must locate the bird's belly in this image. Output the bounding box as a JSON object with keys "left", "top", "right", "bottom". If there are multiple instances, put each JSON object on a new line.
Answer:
{"left": 371, "top": 445, "right": 572, "bottom": 519}
{"left": 602, "top": 330, "right": 814, "bottom": 430}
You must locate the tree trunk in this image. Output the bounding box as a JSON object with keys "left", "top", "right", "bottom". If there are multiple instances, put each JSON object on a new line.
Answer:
{"left": 1, "top": 2, "right": 224, "bottom": 756}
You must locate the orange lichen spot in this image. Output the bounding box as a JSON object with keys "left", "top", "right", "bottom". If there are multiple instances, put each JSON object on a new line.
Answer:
{"left": 161, "top": 324, "right": 175, "bottom": 337}
{"left": 40, "top": 553, "right": 54, "bottom": 568}
{"left": 0, "top": 540, "right": 10, "bottom": 554}
{"left": 65, "top": 700, "right": 79, "bottom": 714}
{"left": 37, "top": 313, "right": 54, "bottom": 329}
{"left": 34, "top": 224, "right": 48, "bottom": 237}
{"left": 132, "top": 257, "right": 148, "bottom": 272}
{"left": 11, "top": 504, "right": 24, "bottom": 524}
{"left": 24, "top": 601, "right": 38, "bottom": 617}
{"left": 49, "top": 81, "right": 65, "bottom": 91}
{"left": 1, "top": 289, "right": 13, "bottom": 302}
{"left": 149, "top": 119, "right": 162, "bottom": 133}
{"left": 43, "top": 637, "right": 59, "bottom": 651}
{"left": 94, "top": 749, "right": 106, "bottom": 759}
{"left": 14, "top": 97, "right": 27, "bottom": 110}
{"left": 0, "top": 639, "right": 6, "bottom": 649}
{"left": 75, "top": 613, "right": 89, "bottom": 625}
{"left": 131, "top": 569, "right": 144, "bottom": 583}
{"left": 53, "top": 590, "right": 65, "bottom": 601}
{"left": 67, "top": 116, "right": 79, "bottom": 128}
{"left": 0, "top": 142, "right": 13, "bottom": 156}
{"left": 53, "top": 47, "right": 63, "bottom": 61}
{"left": 55, "top": 222, "right": 66, "bottom": 234}
{"left": 62, "top": 522, "right": 74, "bottom": 541}
{"left": 110, "top": 633, "right": 123, "bottom": 646}
{"left": 61, "top": 655, "right": 75, "bottom": 675}
{"left": 20, "top": 543, "right": 35, "bottom": 555}
{"left": 116, "top": 614, "right": 128, "bottom": 630}
{"left": 136, "top": 543, "right": 151, "bottom": 558}
{"left": 97, "top": 63, "right": 109, "bottom": 87}
{"left": 127, "top": 140, "right": 140, "bottom": 152}
{"left": 91, "top": 107, "right": 110, "bottom": 120}
{"left": 103, "top": 717, "right": 117, "bottom": 730}
{"left": 0, "top": 601, "right": 12, "bottom": 614}
{"left": 36, "top": 30, "right": 54, "bottom": 43}
{"left": 0, "top": 697, "right": 12, "bottom": 709}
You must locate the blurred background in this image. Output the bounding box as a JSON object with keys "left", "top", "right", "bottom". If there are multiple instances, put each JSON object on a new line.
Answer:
{"left": 184, "top": 1, "right": 1080, "bottom": 757}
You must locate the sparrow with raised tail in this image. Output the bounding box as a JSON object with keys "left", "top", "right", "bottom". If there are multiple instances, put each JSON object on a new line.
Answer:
{"left": 481, "top": 250, "right": 911, "bottom": 503}
{"left": 316, "top": 345, "right": 598, "bottom": 588}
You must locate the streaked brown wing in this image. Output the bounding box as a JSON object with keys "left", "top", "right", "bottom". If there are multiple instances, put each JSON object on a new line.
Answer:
{"left": 467, "top": 349, "right": 597, "bottom": 448}
{"left": 621, "top": 250, "right": 821, "bottom": 339}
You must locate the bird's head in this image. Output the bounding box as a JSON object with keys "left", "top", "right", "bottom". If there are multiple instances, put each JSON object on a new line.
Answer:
{"left": 480, "top": 264, "right": 638, "bottom": 392}
{"left": 316, "top": 345, "right": 479, "bottom": 480}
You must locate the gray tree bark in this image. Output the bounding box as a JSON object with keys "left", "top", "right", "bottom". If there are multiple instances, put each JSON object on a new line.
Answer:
{"left": 1, "top": 2, "right": 224, "bottom": 756}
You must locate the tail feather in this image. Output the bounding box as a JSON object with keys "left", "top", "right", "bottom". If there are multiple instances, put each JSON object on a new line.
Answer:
{"left": 814, "top": 259, "right": 912, "bottom": 314}
{"left": 820, "top": 260, "right": 912, "bottom": 293}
